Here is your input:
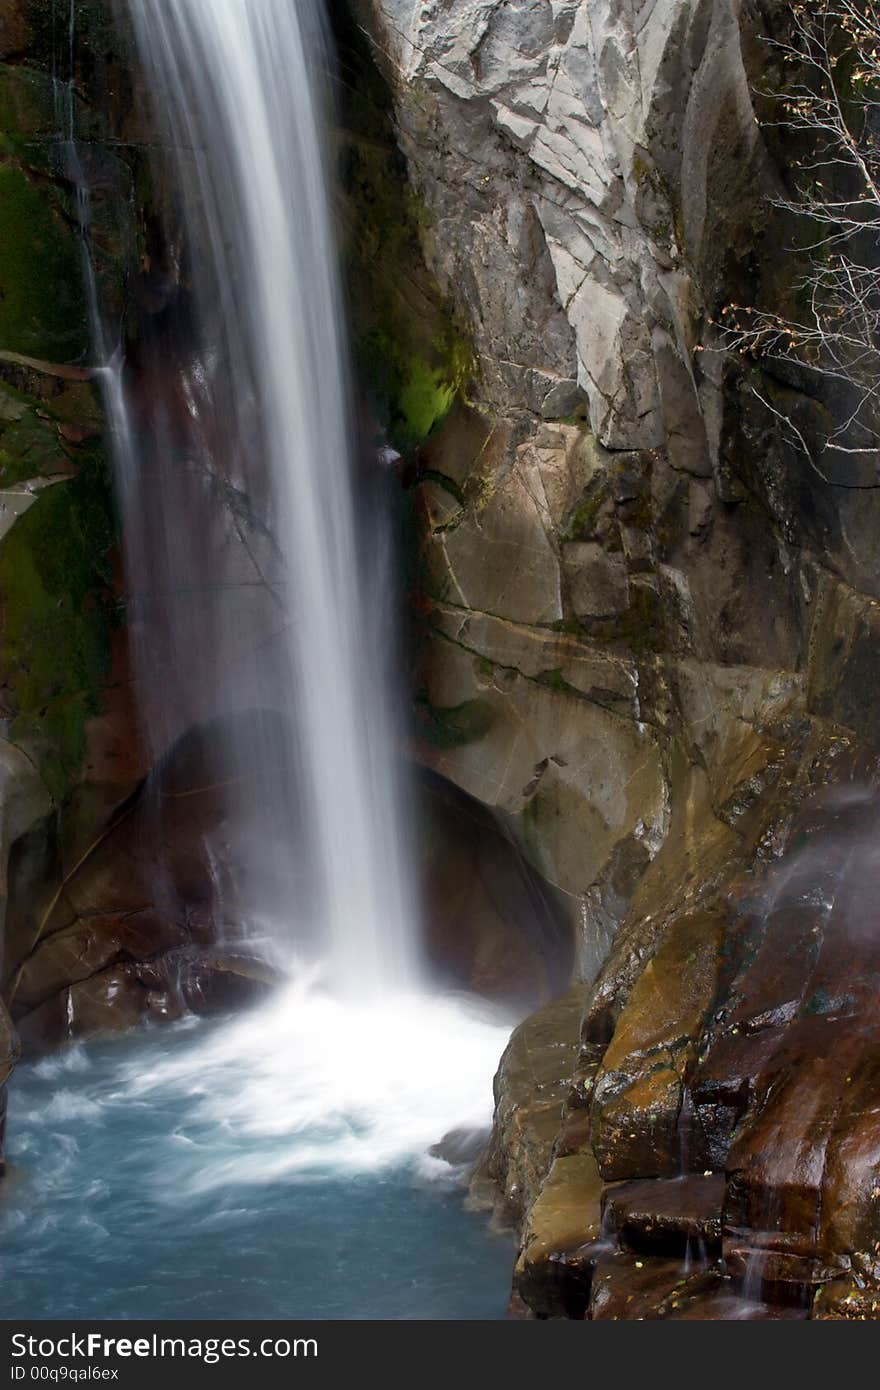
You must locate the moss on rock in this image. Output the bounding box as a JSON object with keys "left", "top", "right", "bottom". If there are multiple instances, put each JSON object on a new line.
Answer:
{"left": 413, "top": 691, "right": 496, "bottom": 749}
{"left": 0, "top": 162, "right": 89, "bottom": 363}
{"left": 0, "top": 62, "right": 57, "bottom": 147}
{"left": 0, "top": 443, "right": 115, "bottom": 800}
{"left": 333, "top": 11, "right": 473, "bottom": 453}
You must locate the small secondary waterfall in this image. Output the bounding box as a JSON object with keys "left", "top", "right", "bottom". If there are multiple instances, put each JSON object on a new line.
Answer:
{"left": 117, "top": 0, "right": 419, "bottom": 994}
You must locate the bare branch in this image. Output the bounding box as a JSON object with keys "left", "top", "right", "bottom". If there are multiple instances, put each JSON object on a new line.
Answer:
{"left": 721, "top": 1, "right": 880, "bottom": 470}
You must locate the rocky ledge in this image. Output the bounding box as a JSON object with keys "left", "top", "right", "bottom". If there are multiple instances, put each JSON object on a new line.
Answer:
{"left": 479, "top": 765, "right": 880, "bottom": 1319}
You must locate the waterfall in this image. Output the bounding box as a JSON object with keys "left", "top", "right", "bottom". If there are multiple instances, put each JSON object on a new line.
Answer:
{"left": 19, "top": 0, "right": 513, "bottom": 1200}
{"left": 114, "top": 0, "right": 420, "bottom": 995}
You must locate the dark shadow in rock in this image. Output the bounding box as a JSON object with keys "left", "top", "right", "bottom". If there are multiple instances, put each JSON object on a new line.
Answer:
{"left": 415, "top": 766, "right": 574, "bottom": 1011}
{"left": 6, "top": 720, "right": 573, "bottom": 1055}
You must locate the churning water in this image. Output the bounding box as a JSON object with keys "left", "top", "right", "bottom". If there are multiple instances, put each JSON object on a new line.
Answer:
{"left": 0, "top": 1008, "right": 515, "bottom": 1320}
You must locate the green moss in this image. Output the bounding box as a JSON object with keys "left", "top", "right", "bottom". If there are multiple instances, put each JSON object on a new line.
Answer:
{"left": 364, "top": 328, "right": 469, "bottom": 451}
{"left": 0, "top": 164, "right": 89, "bottom": 361}
{"left": 539, "top": 668, "right": 577, "bottom": 697}
{"left": 551, "top": 617, "right": 584, "bottom": 637}
{"left": 0, "top": 375, "right": 100, "bottom": 488}
{"left": 555, "top": 408, "right": 589, "bottom": 428}
{"left": 475, "top": 655, "right": 495, "bottom": 682}
{"left": 413, "top": 692, "right": 496, "bottom": 749}
{"left": 578, "top": 582, "right": 667, "bottom": 655}
{"left": 627, "top": 489, "right": 654, "bottom": 532}
{"left": 565, "top": 481, "right": 608, "bottom": 541}
{"left": 399, "top": 357, "right": 456, "bottom": 444}
{"left": 0, "top": 63, "right": 57, "bottom": 145}
{"left": 0, "top": 413, "right": 71, "bottom": 487}
{"left": 0, "top": 446, "right": 116, "bottom": 799}
{"left": 334, "top": 15, "right": 473, "bottom": 453}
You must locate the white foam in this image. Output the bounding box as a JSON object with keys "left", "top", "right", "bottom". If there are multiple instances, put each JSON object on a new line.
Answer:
{"left": 115, "top": 980, "right": 513, "bottom": 1195}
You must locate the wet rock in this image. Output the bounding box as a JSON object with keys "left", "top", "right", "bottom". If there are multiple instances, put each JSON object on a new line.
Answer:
{"left": 602, "top": 1174, "right": 725, "bottom": 1258}
{"left": 691, "top": 1024, "right": 789, "bottom": 1172}
{"left": 723, "top": 1236, "right": 840, "bottom": 1308}
{"left": 16, "top": 965, "right": 152, "bottom": 1054}
{"left": 514, "top": 1152, "right": 604, "bottom": 1318}
{"left": 474, "top": 989, "right": 583, "bottom": 1228}
{"left": 66, "top": 965, "right": 153, "bottom": 1037}
{"left": 506, "top": 1289, "right": 536, "bottom": 1321}
{"left": 6, "top": 716, "right": 290, "bottom": 1043}
{"left": 721, "top": 1018, "right": 880, "bottom": 1299}
{"left": 813, "top": 1278, "right": 880, "bottom": 1320}
{"left": 668, "top": 1291, "right": 808, "bottom": 1320}
{"left": 139, "top": 950, "right": 281, "bottom": 1018}
{"left": 13, "top": 911, "right": 189, "bottom": 1016}
{"left": 0, "top": 1001, "right": 19, "bottom": 1092}
{"left": 591, "top": 910, "right": 726, "bottom": 1180}
{"left": 428, "top": 1127, "right": 490, "bottom": 1168}
{"left": 587, "top": 1251, "right": 721, "bottom": 1321}
{"left": 819, "top": 1049, "right": 880, "bottom": 1272}
{"left": 16, "top": 950, "right": 281, "bottom": 1056}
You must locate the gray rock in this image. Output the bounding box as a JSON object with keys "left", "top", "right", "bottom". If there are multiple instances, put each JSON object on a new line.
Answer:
{"left": 563, "top": 542, "right": 630, "bottom": 618}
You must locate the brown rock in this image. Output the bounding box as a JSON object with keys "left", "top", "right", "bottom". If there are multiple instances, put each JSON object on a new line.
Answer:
{"left": 591, "top": 910, "right": 726, "bottom": 1180}
{"left": 587, "top": 1251, "right": 720, "bottom": 1320}
{"left": 667, "top": 1291, "right": 807, "bottom": 1320}
{"left": 13, "top": 910, "right": 188, "bottom": 1015}
{"left": 140, "top": 950, "right": 280, "bottom": 1017}
{"left": 813, "top": 1278, "right": 880, "bottom": 1320}
{"left": 417, "top": 768, "right": 573, "bottom": 1008}
{"left": 602, "top": 1174, "right": 725, "bottom": 1257}
{"left": 474, "top": 988, "right": 584, "bottom": 1227}
{"left": 0, "top": 1, "right": 29, "bottom": 58}
{"left": 514, "top": 1151, "right": 604, "bottom": 1318}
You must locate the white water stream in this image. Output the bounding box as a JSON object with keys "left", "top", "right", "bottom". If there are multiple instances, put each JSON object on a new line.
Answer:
{"left": 125, "top": 0, "right": 420, "bottom": 998}
{"left": 94, "top": 0, "right": 512, "bottom": 1176}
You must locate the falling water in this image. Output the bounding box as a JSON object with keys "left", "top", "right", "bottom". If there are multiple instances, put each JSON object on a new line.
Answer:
{"left": 24, "top": 0, "right": 514, "bottom": 1227}
{"left": 118, "top": 0, "right": 419, "bottom": 994}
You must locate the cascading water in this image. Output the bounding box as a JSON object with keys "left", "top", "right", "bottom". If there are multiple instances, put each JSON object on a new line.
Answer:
{"left": 119, "top": 0, "right": 419, "bottom": 995}
{"left": 92, "top": 0, "right": 516, "bottom": 1151}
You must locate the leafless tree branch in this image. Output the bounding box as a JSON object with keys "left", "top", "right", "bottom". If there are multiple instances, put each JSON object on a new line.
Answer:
{"left": 719, "top": 0, "right": 880, "bottom": 482}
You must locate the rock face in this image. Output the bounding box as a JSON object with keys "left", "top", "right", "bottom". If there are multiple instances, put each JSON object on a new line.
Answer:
{"left": 350, "top": 0, "right": 880, "bottom": 1317}
{"left": 350, "top": 0, "right": 838, "bottom": 959}
{"left": 0, "top": 1, "right": 159, "bottom": 1138}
